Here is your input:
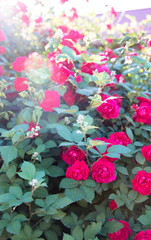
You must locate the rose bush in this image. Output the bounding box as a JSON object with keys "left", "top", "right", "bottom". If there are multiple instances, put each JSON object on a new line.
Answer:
{"left": 0, "top": 1, "right": 151, "bottom": 239}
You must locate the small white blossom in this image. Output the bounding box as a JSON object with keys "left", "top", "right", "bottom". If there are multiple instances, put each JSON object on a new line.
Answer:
{"left": 77, "top": 115, "right": 84, "bottom": 124}
{"left": 54, "top": 29, "right": 63, "bottom": 41}
{"left": 76, "top": 130, "right": 83, "bottom": 134}
{"left": 83, "top": 122, "right": 88, "bottom": 127}
{"left": 65, "top": 117, "right": 70, "bottom": 125}
{"left": 35, "top": 125, "right": 40, "bottom": 131}
{"left": 32, "top": 152, "right": 39, "bottom": 158}
{"left": 29, "top": 179, "right": 38, "bottom": 187}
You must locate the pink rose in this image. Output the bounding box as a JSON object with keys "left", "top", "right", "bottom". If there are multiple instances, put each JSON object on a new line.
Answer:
{"left": 62, "top": 146, "right": 86, "bottom": 165}
{"left": 49, "top": 61, "right": 70, "bottom": 85}
{"left": 109, "top": 132, "right": 132, "bottom": 146}
{"left": 12, "top": 56, "right": 27, "bottom": 72}
{"left": 134, "top": 230, "right": 151, "bottom": 240}
{"left": 109, "top": 200, "right": 118, "bottom": 210}
{"left": 24, "top": 52, "right": 44, "bottom": 71}
{"left": 92, "top": 158, "right": 116, "bottom": 183}
{"left": 108, "top": 219, "right": 132, "bottom": 240}
{"left": 66, "top": 160, "right": 90, "bottom": 181}
{"left": 132, "top": 171, "right": 151, "bottom": 195}
{"left": 0, "top": 46, "right": 6, "bottom": 55}
{"left": 38, "top": 90, "right": 60, "bottom": 112}
{"left": 96, "top": 99, "right": 120, "bottom": 119}
{"left": 14, "top": 77, "right": 29, "bottom": 92}
{"left": 141, "top": 144, "right": 151, "bottom": 162}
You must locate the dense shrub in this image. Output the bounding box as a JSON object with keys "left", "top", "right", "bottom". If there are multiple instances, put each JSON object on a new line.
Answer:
{"left": 0, "top": 1, "right": 151, "bottom": 239}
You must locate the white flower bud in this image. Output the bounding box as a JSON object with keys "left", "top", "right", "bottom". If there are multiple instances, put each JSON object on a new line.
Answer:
{"left": 29, "top": 179, "right": 38, "bottom": 187}
{"left": 77, "top": 114, "right": 84, "bottom": 124}
{"left": 76, "top": 130, "right": 82, "bottom": 134}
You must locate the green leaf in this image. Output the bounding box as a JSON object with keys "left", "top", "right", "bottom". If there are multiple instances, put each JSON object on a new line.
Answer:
{"left": 0, "top": 220, "right": 7, "bottom": 229}
{"left": 18, "top": 161, "right": 36, "bottom": 180}
{"left": 6, "top": 220, "right": 21, "bottom": 235}
{"left": 135, "top": 195, "right": 148, "bottom": 203}
{"left": 22, "top": 191, "right": 33, "bottom": 203}
{"left": 63, "top": 233, "right": 74, "bottom": 240}
{"left": 56, "top": 125, "right": 73, "bottom": 142}
{"left": 132, "top": 167, "right": 143, "bottom": 174}
{"left": 0, "top": 146, "right": 18, "bottom": 164}
{"left": 117, "top": 166, "right": 129, "bottom": 175}
{"left": 45, "top": 194, "right": 58, "bottom": 206}
{"left": 45, "top": 140, "right": 57, "bottom": 149}
{"left": 102, "top": 220, "right": 124, "bottom": 234}
{"left": 137, "top": 215, "right": 151, "bottom": 225}
{"left": 80, "top": 185, "right": 95, "bottom": 203}
{"left": 135, "top": 152, "right": 145, "bottom": 165}
{"left": 36, "top": 144, "right": 46, "bottom": 153}
{"left": 72, "top": 225, "right": 83, "bottom": 240}
{"left": 6, "top": 164, "right": 16, "bottom": 179}
{"left": 72, "top": 130, "right": 84, "bottom": 143}
{"left": 84, "top": 222, "right": 102, "bottom": 240}
{"left": 126, "top": 127, "right": 133, "bottom": 141}
{"left": 53, "top": 197, "right": 74, "bottom": 209}
{"left": 60, "top": 178, "right": 79, "bottom": 189}
{"left": 9, "top": 186, "right": 22, "bottom": 199}
{"left": 65, "top": 188, "right": 84, "bottom": 202}
{"left": 108, "top": 145, "right": 131, "bottom": 154}
{"left": 128, "top": 190, "right": 138, "bottom": 201}
{"left": 82, "top": 179, "right": 96, "bottom": 187}
{"left": 47, "top": 166, "right": 64, "bottom": 177}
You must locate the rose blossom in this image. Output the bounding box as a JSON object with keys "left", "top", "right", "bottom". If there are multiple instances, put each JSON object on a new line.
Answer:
{"left": 38, "top": 90, "right": 60, "bottom": 112}
{"left": 66, "top": 160, "right": 89, "bottom": 180}
{"left": 62, "top": 146, "right": 86, "bottom": 165}
{"left": 134, "top": 230, "right": 151, "bottom": 240}
{"left": 109, "top": 132, "right": 132, "bottom": 146}
{"left": 0, "top": 46, "right": 6, "bottom": 55}
{"left": 49, "top": 61, "right": 70, "bottom": 85}
{"left": 12, "top": 56, "right": 27, "bottom": 72}
{"left": 108, "top": 219, "right": 132, "bottom": 240}
{"left": 132, "top": 171, "right": 151, "bottom": 195}
{"left": 63, "top": 89, "right": 75, "bottom": 106}
{"left": 14, "top": 77, "right": 29, "bottom": 92}
{"left": 136, "top": 105, "right": 151, "bottom": 123}
{"left": 92, "top": 158, "right": 116, "bottom": 183}
{"left": 24, "top": 52, "right": 44, "bottom": 70}
{"left": 141, "top": 144, "right": 151, "bottom": 162}
{"left": 96, "top": 99, "right": 120, "bottom": 119}
{"left": 109, "top": 200, "right": 118, "bottom": 210}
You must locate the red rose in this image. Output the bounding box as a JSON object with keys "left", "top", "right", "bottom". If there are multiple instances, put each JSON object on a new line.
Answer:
{"left": 132, "top": 171, "right": 151, "bottom": 195}
{"left": 134, "top": 230, "right": 151, "bottom": 240}
{"left": 136, "top": 105, "right": 151, "bottom": 123}
{"left": 0, "top": 65, "right": 5, "bottom": 76}
{"left": 115, "top": 74, "right": 125, "bottom": 83}
{"left": 39, "top": 90, "right": 60, "bottom": 112}
{"left": 63, "top": 89, "right": 75, "bottom": 106}
{"left": 96, "top": 99, "right": 120, "bottom": 119}
{"left": 50, "top": 62, "right": 70, "bottom": 85}
{"left": 75, "top": 75, "right": 82, "bottom": 84}
{"left": 92, "top": 158, "right": 116, "bottom": 183}
{"left": 66, "top": 160, "right": 90, "bottom": 181}
{"left": 14, "top": 77, "right": 29, "bottom": 92}
{"left": 108, "top": 219, "right": 132, "bottom": 240}
{"left": 109, "top": 132, "right": 132, "bottom": 146}
{"left": 109, "top": 200, "right": 118, "bottom": 210}
{"left": 0, "top": 30, "right": 6, "bottom": 41}
{"left": 141, "top": 144, "right": 151, "bottom": 162}
{"left": 0, "top": 46, "right": 6, "bottom": 55}
{"left": 12, "top": 56, "right": 27, "bottom": 72}
{"left": 62, "top": 146, "right": 86, "bottom": 165}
